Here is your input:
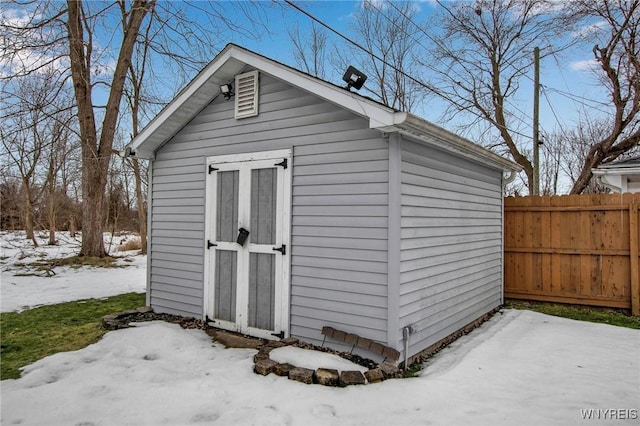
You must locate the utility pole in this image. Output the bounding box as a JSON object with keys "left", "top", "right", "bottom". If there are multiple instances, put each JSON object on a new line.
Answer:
{"left": 532, "top": 46, "right": 540, "bottom": 196}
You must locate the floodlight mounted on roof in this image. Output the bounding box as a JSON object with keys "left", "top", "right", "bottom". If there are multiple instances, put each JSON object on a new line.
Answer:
{"left": 342, "top": 66, "right": 367, "bottom": 91}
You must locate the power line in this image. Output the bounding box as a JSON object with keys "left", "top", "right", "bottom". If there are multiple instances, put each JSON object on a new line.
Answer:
{"left": 543, "top": 85, "right": 612, "bottom": 109}
{"left": 382, "top": 0, "right": 535, "bottom": 139}
{"left": 283, "top": 0, "right": 434, "bottom": 95}
{"left": 387, "top": 0, "right": 543, "bottom": 99}
{"left": 541, "top": 86, "right": 568, "bottom": 134}
{"left": 519, "top": 70, "right": 611, "bottom": 109}
{"left": 284, "top": 0, "right": 534, "bottom": 141}
{"left": 386, "top": 0, "right": 605, "bottom": 137}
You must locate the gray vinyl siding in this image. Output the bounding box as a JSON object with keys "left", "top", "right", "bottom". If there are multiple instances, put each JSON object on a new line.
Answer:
{"left": 398, "top": 139, "right": 503, "bottom": 357}
{"left": 149, "top": 72, "right": 389, "bottom": 345}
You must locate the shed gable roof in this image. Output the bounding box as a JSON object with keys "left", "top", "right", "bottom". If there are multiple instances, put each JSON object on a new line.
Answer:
{"left": 131, "top": 43, "right": 519, "bottom": 172}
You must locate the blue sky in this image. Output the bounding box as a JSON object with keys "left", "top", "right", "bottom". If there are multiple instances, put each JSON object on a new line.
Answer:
{"left": 3, "top": 0, "right": 607, "bottom": 143}
{"left": 1, "top": 0, "right": 612, "bottom": 192}
{"left": 216, "top": 1, "right": 609, "bottom": 145}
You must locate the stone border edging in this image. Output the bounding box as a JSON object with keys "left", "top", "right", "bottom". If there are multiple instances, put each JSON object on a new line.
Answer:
{"left": 101, "top": 309, "right": 401, "bottom": 386}
{"left": 253, "top": 338, "right": 401, "bottom": 386}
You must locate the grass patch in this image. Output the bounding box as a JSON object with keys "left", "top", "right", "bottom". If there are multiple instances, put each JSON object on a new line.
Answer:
{"left": 403, "top": 362, "right": 424, "bottom": 378}
{"left": 505, "top": 300, "right": 640, "bottom": 329}
{"left": 12, "top": 256, "right": 123, "bottom": 272}
{"left": 0, "top": 292, "right": 146, "bottom": 380}
{"left": 52, "top": 256, "right": 122, "bottom": 268}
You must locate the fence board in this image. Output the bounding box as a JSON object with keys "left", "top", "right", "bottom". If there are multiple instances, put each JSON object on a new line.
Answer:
{"left": 630, "top": 201, "right": 639, "bottom": 315}
{"left": 504, "top": 193, "right": 640, "bottom": 314}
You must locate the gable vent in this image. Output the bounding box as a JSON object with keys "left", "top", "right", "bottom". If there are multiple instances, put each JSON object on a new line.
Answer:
{"left": 234, "top": 70, "right": 259, "bottom": 119}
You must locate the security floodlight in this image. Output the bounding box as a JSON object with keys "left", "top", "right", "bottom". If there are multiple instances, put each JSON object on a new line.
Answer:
{"left": 220, "top": 83, "right": 234, "bottom": 100}
{"left": 342, "top": 66, "right": 367, "bottom": 91}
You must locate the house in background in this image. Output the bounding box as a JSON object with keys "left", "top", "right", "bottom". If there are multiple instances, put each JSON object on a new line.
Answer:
{"left": 593, "top": 156, "right": 640, "bottom": 193}
{"left": 129, "top": 44, "right": 520, "bottom": 364}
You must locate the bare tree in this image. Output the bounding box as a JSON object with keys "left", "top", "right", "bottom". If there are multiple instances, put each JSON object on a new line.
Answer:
{"left": 426, "top": 0, "right": 569, "bottom": 191}
{"left": 123, "top": 14, "right": 155, "bottom": 254}
{"left": 42, "top": 110, "right": 75, "bottom": 245}
{"left": 1, "top": 68, "right": 72, "bottom": 245}
{"left": 0, "top": 178, "right": 22, "bottom": 230}
{"left": 568, "top": 0, "right": 640, "bottom": 194}
{"left": 337, "top": 0, "right": 423, "bottom": 112}
{"left": 555, "top": 117, "right": 613, "bottom": 193}
{"left": 538, "top": 131, "right": 564, "bottom": 195}
{"left": 66, "top": 0, "right": 155, "bottom": 257}
{"left": 1, "top": 123, "right": 40, "bottom": 245}
{"left": 288, "top": 22, "right": 328, "bottom": 79}
{"left": 2, "top": 1, "right": 271, "bottom": 256}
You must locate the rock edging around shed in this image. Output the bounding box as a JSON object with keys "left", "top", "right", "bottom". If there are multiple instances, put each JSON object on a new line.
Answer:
{"left": 253, "top": 338, "right": 401, "bottom": 387}
{"left": 101, "top": 309, "right": 401, "bottom": 386}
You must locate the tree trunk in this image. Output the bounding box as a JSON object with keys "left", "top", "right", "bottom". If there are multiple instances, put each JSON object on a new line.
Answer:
{"left": 48, "top": 193, "right": 57, "bottom": 246}
{"left": 69, "top": 215, "right": 77, "bottom": 238}
{"left": 67, "top": 0, "right": 154, "bottom": 257}
{"left": 80, "top": 160, "right": 107, "bottom": 256}
{"left": 22, "top": 182, "right": 38, "bottom": 247}
{"left": 47, "top": 151, "right": 57, "bottom": 245}
{"left": 570, "top": 145, "right": 605, "bottom": 195}
{"left": 132, "top": 158, "right": 147, "bottom": 254}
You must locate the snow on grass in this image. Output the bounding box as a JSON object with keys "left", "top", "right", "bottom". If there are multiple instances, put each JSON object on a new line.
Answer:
{"left": 2, "top": 310, "right": 638, "bottom": 425}
{"left": 1, "top": 230, "right": 638, "bottom": 424}
{"left": 1, "top": 230, "right": 83, "bottom": 266}
{"left": 1, "top": 231, "right": 146, "bottom": 312}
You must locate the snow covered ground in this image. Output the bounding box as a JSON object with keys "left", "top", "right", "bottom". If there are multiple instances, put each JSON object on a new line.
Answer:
{"left": 1, "top": 231, "right": 146, "bottom": 312}
{"left": 2, "top": 311, "right": 638, "bottom": 425}
{"left": 1, "top": 231, "right": 639, "bottom": 425}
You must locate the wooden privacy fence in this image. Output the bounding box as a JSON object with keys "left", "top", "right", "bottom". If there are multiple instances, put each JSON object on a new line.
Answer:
{"left": 504, "top": 193, "right": 640, "bottom": 315}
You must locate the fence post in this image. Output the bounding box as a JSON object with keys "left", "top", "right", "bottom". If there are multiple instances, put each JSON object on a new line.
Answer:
{"left": 630, "top": 202, "right": 639, "bottom": 316}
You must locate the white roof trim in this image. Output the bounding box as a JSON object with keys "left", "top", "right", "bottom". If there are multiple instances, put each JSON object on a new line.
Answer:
{"left": 130, "top": 43, "right": 520, "bottom": 173}
{"left": 226, "top": 48, "right": 399, "bottom": 128}
{"left": 131, "top": 47, "right": 238, "bottom": 158}
{"left": 131, "top": 44, "right": 399, "bottom": 158}
{"left": 389, "top": 114, "right": 521, "bottom": 172}
{"left": 593, "top": 167, "right": 640, "bottom": 175}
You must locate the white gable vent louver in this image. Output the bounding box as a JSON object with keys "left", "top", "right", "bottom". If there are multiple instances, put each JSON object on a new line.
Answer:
{"left": 234, "top": 70, "right": 259, "bottom": 119}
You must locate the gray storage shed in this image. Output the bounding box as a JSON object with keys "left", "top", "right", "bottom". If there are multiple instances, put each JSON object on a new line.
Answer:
{"left": 130, "top": 44, "right": 520, "bottom": 362}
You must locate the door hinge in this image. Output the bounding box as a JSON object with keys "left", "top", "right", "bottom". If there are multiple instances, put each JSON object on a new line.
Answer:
{"left": 208, "top": 165, "right": 218, "bottom": 174}
{"left": 271, "top": 331, "right": 285, "bottom": 339}
{"left": 272, "top": 244, "right": 286, "bottom": 255}
{"left": 274, "top": 158, "right": 287, "bottom": 169}
{"left": 207, "top": 240, "right": 217, "bottom": 249}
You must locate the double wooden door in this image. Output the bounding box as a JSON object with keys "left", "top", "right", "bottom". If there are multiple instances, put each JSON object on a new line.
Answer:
{"left": 205, "top": 150, "right": 291, "bottom": 339}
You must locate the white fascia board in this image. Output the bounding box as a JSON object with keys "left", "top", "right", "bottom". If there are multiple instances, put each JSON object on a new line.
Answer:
{"left": 592, "top": 167, "right": 640, "bottom": 176}
{"left": 130, "top": 44, "right": 519, "bottom": 174}
{"left": 392, "top": 114, "right": 521, "bottom": 172}
{"left": 131, "top": 45, "right": 401, "bottom": 158}
{"left": 228, "top": 49, "right": 400, "bottom": 128}
{"left": 130, "top": 47, "right": 239, "bottom": 158}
